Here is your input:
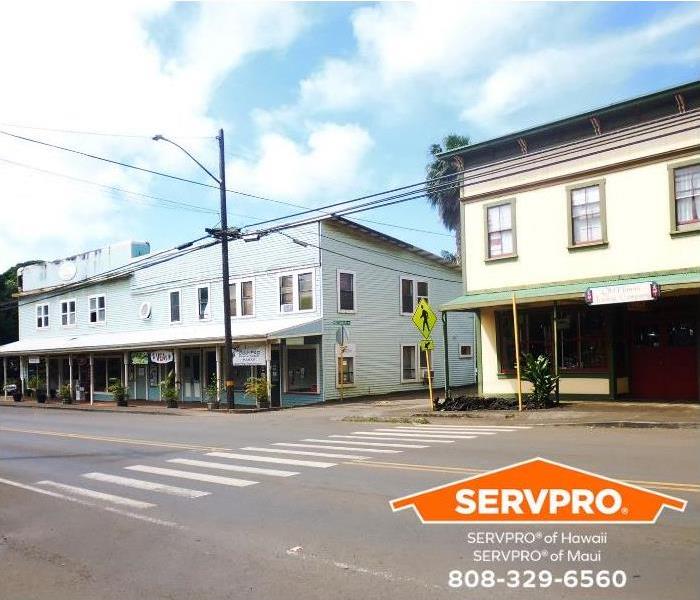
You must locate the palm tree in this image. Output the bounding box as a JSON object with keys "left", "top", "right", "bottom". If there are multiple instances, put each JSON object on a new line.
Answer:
{"left": 426, "top": 134, "right": 470, "bottom": 261}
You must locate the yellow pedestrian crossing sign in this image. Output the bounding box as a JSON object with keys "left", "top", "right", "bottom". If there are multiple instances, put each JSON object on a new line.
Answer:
{"left": 412, "top": 298, "right": 437, "bottom": 339}
{"left": 419, "top": 338, "right": 435, "bottom": 351}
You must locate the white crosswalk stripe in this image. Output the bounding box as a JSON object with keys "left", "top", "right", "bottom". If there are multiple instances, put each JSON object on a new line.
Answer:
{"left": 168, "top": 458, "right": 298, "bottom": 477}
{"left": 303, "top": 438, "right": 429, "bottom": 449}
{"left": 353, "top": 431, "right": 477, "bottom": 440}
{"left": 37, "top": 480, "right": 156, "bottom": 509}
{"left": 410, "top": 424, "right": 531, "bottom": 430}
{"left": 238, "top": 447, "right": 369, "bottom": 460}
{"left": 273, "top": 443, "right": 401, "bottom": 454}
{"left": 125, "top": 465, "right": 257, "bottom": 487}
{"left": 330, "top": 434, "right": 455, "bottom": 444}
{"left": 207, "top": 451, "right": 337, "bottom": 468}
{"left": 82, "top": 472, "right": 210, "bottom": 498}
{"left": 386, "top": 427, "right": 497, "bottom": 435}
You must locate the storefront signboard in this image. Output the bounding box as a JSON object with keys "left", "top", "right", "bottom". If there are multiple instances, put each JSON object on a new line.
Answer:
{"left": 232, "top": 344, "right": 266, "bottom": 366}
{"left": 28, "top": 356, "right": 41, "bottom": 364}
{"left": 150, "top": 351, "right": 173, "bottom": 364}
{"left": 131, "top": 351, "right": 149, "bottom": 365}
{"left": 585, "top": 281, "right": 660, "bottom": 306}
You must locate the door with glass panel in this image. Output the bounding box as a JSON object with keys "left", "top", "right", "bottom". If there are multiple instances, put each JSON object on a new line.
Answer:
{"left": 181, "top": 351, "right": 202, "bottom": 402}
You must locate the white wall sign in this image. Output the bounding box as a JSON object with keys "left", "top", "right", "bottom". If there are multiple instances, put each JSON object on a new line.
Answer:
{"left": 335, "top": 343, "right": 356, "bottom": 358}
{"left": 150, "top": 351, "right": 173, "bottom": 364}
{"left": 28, "top": 356, "right": 41, "bottom": 364}
{"left": 232, "top": 344, "right": 266, "bottom": 366}
{"left": 585, "top": 282, "right": 660, "bottom": 306}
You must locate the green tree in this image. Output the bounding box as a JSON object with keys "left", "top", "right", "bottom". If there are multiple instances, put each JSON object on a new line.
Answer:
{"left": 0, "top": 261, "right": 40, "bottom": 345}
{"left": 426, "top": 134, "right": 470, "bottom": 261}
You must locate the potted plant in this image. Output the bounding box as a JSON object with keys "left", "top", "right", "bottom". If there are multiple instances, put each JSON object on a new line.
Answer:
{"left": 205, "top": 377, "right": 222, "bottom": 410}
{"left": 159, "top": 370, "right": 179, "bottom": 408}
{"left": 58, "top": 383, "right": 72, "bottom": 405}
{"left": 35, "top": 377, "right": 47, "bottom": 403}
{"left": 521, "top": 353, "right": 559, "bottom": 409}
{"left": 244, "top": 376, "right": 270, "bottom": 409}
{"left": 108, "top": 378, "right": 129, "bottom": 407}
{"left": 26, "top": 375, "right": 39, "bottom": 398}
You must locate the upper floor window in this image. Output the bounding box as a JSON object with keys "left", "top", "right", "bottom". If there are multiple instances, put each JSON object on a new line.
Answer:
{"left": 400, "top": 277, "right": 428, "bottom": 315}
{"left": 229, "top": 280, "right": 254, "bottom": 317}
{"left": 568, "top": 182, "right": 606, "bottom": 247}
{"left": 169, "top": 291, "right": 181, "bottom": 323}
{"left": 197, "top": 286, "right": 210, "bottom": 320}
{"left": 279, "top": 271, "right": 314, "bottom": 313}
{"left": 485, "top": 200, "right": 516, "bottom": 259}
{"left": 61, "top": 299, "right": 76, "bottom": 327}
{"left": 337, "top": 270, "right": 356, "bottom": 313}
{"left": 88, "top": 295, "right": 106, "bottom": 324}
{"left": 36, "top": 303, "right": 49, "bottom": 329}
{"left": 673, "top": 164, "right": 700, "bottom": 229}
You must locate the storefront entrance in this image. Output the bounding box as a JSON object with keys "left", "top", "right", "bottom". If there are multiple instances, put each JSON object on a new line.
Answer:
{"left": 629, "top": 300, "right": 698, "bottom": 400}
{"left": 182, "top": 351, "right": 202, "bottom": 402}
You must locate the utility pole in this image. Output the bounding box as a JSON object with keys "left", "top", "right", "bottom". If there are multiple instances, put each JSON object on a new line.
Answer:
{"left": 218, "top": 128, "right": 235, "bottom": 409}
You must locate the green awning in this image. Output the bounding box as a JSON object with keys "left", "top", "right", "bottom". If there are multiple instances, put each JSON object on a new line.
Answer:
{"left": 442, "top": 270, "right": 700, "bottom": 311}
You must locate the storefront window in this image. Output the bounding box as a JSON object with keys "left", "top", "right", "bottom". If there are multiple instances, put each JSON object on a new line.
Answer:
{"left": 286, "top": 347, "right": 318, "bottom": 393}
{"left": 93, "top": 356, "right": 122, "bottom": 392}
{"left": 498, "top": 307, "right": 608, "bottom": 374}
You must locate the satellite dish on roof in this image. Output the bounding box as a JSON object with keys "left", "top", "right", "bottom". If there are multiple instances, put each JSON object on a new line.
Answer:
{"left": 58, "top": 261, "right": 77, "bottom": 281}
{"left": 139, "top": 302, "right": 152, "bottom": 320}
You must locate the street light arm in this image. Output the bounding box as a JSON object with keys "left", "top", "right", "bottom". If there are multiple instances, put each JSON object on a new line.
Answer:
{"left": 152, "top": 134, "right": 220, "bottom": 184}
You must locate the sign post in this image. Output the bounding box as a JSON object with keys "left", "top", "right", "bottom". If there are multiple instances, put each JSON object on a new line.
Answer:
{"left": 412, "top": 299, "right": 437, "bottom": 410}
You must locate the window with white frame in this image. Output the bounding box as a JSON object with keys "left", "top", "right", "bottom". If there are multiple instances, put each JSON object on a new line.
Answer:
{"left": 241, "top": 281, "right": 254, "bottom": 316}
{"left": 570, "top": 184, "right": 603, "bottom": 245}
{"left": 298, "top": 272, "right": 313, "bottom": 310}
{"left": 197, "top": 286, "right": 210, "bottom": 320}
{"left": 486, "top": 201, "right": 515, "bottom": 258}
{"left": 337, "top": 355, "right": 355, "bottom": 386}
{"left": 169, "top": 291, "right": 181, "bottom": 323}
{"left": 88, "top": 295, "right": 106, "bottom": 324}
{"left": 337, "top": 270, "right": 356, "bottom": 312}
{"left": 459, "top": 344, "right": 473, "bottom": 358}
{"left": 419, "top": 347, "right": 433, "bottom": 377}
{"left": 674, "top": 164, "right": 700, "bottom": 227}
{"left": 279, "top": 271, "right": 314, "bottom": 313}
{"left": 400, "top": 278, "right": 428, "bottom": 314}
{"left": 229, "top": 280, "right": 254, "bottom": 317}
{"left": 61, "top": 299, "right": 76, "bottom": 327}
{"left": 401, "top": 344, "right": 417, "bottom": 382}
{"left": 36, "top": 303, "right": 49, "bottom": 328}
{"left": 92, "top": 356, "right": 122, "bottom": 392}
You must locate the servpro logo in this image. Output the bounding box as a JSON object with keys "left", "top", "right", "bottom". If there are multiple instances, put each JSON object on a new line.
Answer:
{"left": 390, "top": 458, "right": 687, "bottom": 524}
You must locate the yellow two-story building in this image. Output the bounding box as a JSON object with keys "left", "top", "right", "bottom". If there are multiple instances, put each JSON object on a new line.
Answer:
{"left": 441, "top": 81, "right": 700, "bottom": 402}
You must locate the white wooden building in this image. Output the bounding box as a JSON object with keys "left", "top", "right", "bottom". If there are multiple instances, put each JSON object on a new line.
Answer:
{"left": 0, "top": 217, "right": 475, "bottom": 407}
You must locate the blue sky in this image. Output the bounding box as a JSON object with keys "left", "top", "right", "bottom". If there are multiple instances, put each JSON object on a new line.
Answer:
{"left": 0, "top": 2, "right": 698, "bottom": 270}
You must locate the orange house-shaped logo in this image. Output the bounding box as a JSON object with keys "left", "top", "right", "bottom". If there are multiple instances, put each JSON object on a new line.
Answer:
{"left": 390, "top": 458, "right": 687, "bottom": 524}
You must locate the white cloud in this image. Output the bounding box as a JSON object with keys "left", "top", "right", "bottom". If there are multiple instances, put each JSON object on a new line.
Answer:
{"left": 0, "top": 2, "right": 308, "bottom": 270}
{"left": 227, "top": 122, "right": 373, "bottom": 204}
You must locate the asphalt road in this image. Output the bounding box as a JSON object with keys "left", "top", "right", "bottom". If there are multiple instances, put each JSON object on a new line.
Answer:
{"left": 1, "top": 406, "right": 698, "bottom": 600}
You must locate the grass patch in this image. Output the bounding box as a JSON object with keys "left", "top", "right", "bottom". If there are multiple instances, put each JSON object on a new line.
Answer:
{"left": 341, "top": 416, "right": 430, "bottom": 424}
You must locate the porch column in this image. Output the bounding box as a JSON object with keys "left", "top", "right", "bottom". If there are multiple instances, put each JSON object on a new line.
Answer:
{"left": 45, "top": 357, "right": 50, "bottom": 397}
{"left": 58, "top": 357, "right": 63, "bottom": 394}
{"left": 215, "top": 346, "right": 222, "bottom": 401}
{"left": 68, "top": 354, "right": 73, "bottom": 400}
{"left": 89, "top": 354, "right": 94, "bottom": 405}
{"left": 442, "top": 311, "right": 450, "bottom": 400}
{"left": 123, "top": 352, "right": 129, "bottom": 394}
{"left": 3, "top": 357, "right": 7, "bottom": 400}
{"left": 174, "top": 348, "right": 180, "bottom": 400}
{"left": 19, "top": 356, "right": 25, "bottom": 396}
{"left": 265, "top": 342, "right": 272, "bottom": 405}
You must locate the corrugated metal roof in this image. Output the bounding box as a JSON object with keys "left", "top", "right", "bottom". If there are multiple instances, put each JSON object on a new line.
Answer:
{"left": 0, "top": 316, "right": 322, "bottom": 355}
{"left": 442, "top": 270, "right": 700, "bottom": 311}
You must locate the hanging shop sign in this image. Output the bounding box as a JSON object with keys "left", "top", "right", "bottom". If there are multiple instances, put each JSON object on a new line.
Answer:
{"left": 232, "top": 344, "right": 266, "bottom": 366}
{"left": 585, "top": 281, "right": 660, "bottom": 306}
{"left": 131, "top": 351, "right": 149, "bottom": 365}
{"left": 150, "top": 350, "right": 174, "bottom": 364}
{"left": 28, "top": 356, "right": 41, "bottom": 364}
